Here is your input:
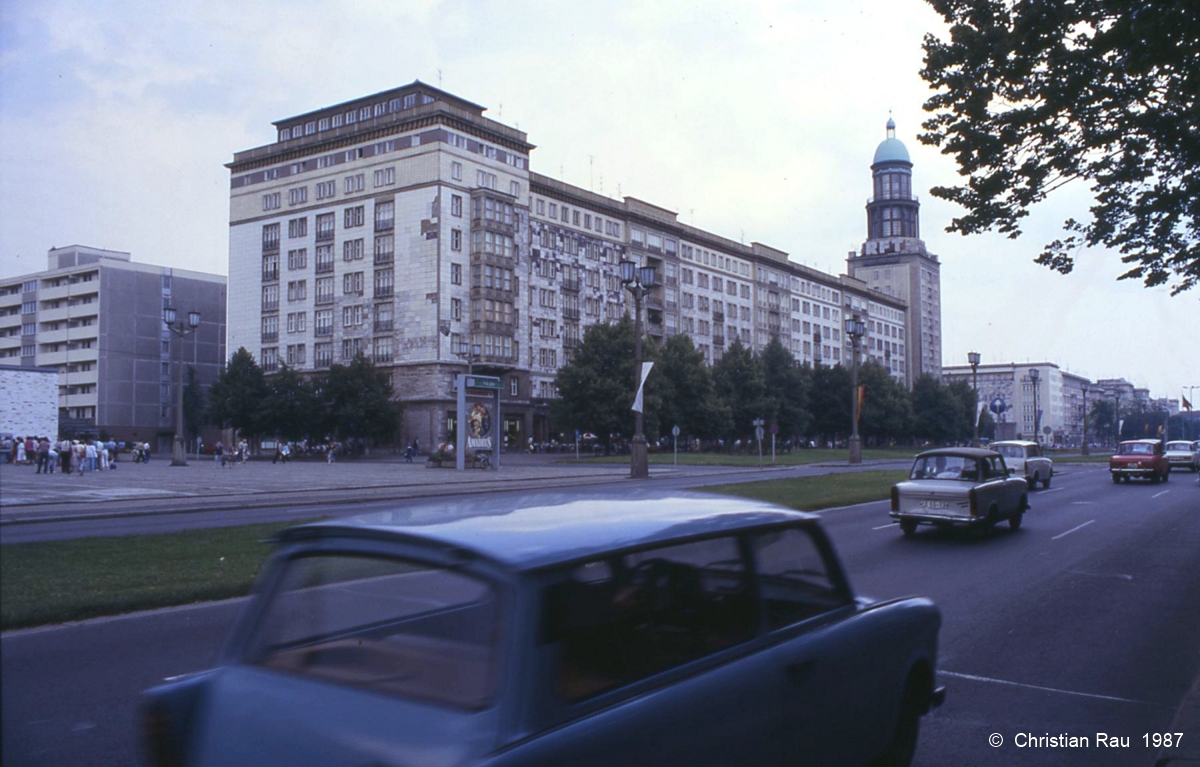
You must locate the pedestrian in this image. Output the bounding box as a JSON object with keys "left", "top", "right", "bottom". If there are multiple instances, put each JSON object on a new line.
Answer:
{"left": 36, "top": 437, "right": 50, "bottom": 474}
{"left": 273, "top": 443, "right": 282, "bottom": 464}
{"left": 280, "top": 443, "right": 290, "bottom": 463}
{"left": 47, "top": 444, "right": 57, "bottom": 474}
{"left": 326, "top": 442, "right": 336, "bottom": 464}
{"left": 215, "top": 441, "right": 224, "bottom": 467}
{"left": 60, "top": 438, "right": 72, "bottom": 473}
{"left": 84, "top": 441, "right": 97, "bottom": 473}
{"left": 16, "top": 438, "right": 26, "bottom": 466}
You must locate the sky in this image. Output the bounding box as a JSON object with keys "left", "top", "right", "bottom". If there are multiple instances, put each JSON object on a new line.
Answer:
{"left": 1, "top": 0, "right": 1196, "bottom": 400}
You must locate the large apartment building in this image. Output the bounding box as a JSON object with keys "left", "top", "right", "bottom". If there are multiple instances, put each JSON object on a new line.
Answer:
{"left": 226, "top": 82, "right": 915, "bottom": 448}
{"left": 0, "top": 246, "right": 227, "bottom": 448}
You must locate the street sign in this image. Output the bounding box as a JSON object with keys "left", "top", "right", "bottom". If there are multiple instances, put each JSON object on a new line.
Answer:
{"left": 755, "top": 425, "right": 765, "bottom": 441}
{"left": 464, "top": 375, "right": 502, "bottom": 391}
{"left": 672, "top": 425, "right": 680, "bottom": 437}
{"left": 990, "top": 397, "right": 1007, "bottom": 414}
{"left": 770, "top": 424, "right": 778, "bottom": 435}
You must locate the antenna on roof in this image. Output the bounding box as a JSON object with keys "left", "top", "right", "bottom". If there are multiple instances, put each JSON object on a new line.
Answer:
{"left": 589, "top": 155, "right": 594, "bottom": 191}
{"left": 438, "top": 69, "right": 443, "bottom": 89}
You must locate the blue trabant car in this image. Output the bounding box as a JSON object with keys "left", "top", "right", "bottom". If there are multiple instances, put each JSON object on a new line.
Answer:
{"left": 142, "top": 493, "right": 945, "bottom": 767}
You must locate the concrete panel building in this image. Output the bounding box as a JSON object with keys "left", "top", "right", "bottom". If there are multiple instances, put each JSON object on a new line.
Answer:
{"left": 226, "top": 82, "right": 914, "bottom": 448}
{"left": 0, "top": 246, "right": 227, "bottom": 448}
{"left": 0, "top": 365, "right": 58, "bottom": 441}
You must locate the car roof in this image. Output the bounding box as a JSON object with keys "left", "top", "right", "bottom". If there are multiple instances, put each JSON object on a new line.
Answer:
{"left": 914, "top": 447, "right": 1001, "bottom": 459}
{"left": 1120, "top": 439, "right": 1161, "bottom": 445}
{"left": 1165, "top": 441, "right": 1192, "bottom": 446}
{"left": 991, "top": 440, "right": 1036, "bottom": 448}
{"left": 278, "top": 491, "right": 814, "bottom": 572}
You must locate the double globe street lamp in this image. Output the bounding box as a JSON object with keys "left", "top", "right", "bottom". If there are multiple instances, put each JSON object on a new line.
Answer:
{"left": 844, "top": 313, "right": 865, "bottom": 465}
{"left": 968, "top": 352, "right": 981, "bottom": 446}
{"left": 163, "top": 306, "right": 201, "bottom": 467}
{"left": 619, "top": 258, "right": 657, "bottom": 479}
{"left": 1029, "top": 367, "right": 1041, "bottom": 447}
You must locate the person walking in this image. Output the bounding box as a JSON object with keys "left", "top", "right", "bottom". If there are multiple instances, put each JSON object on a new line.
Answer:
{"left": 84, "top": 441, "right": 97, "bottom": 473}
{"left": 15, "top": 438, "right": 27, "bottom": 466}
{"left": 215, "top": 441, "right": 224, "bottom": 468}
{"left": 35, "top": 437, "right": 50, "bottom": 474}
{"left": 60, "top": 438, "right": 72, "bottom": 473}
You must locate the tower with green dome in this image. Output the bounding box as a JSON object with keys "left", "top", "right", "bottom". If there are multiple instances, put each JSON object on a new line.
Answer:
{"left": 847, "top": 118, "right": 943, "bottom": 385}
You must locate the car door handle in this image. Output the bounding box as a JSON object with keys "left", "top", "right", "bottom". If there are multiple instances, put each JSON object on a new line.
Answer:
{"left": 786, "top": 660, "right": 816, "bottom": 686}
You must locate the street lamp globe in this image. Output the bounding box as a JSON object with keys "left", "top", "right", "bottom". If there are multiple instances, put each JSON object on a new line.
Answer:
{"left": 968, "top": 352, "right": 981, "bottom": 446}
{"left": 844, "top": 313, "right": 866, "bottom": 465}
{"left": 619, "top": 260, "right": 655, "bottom": 479}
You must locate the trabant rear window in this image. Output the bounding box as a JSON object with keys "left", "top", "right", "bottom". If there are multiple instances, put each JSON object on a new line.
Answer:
{"left": 993, "top": 445, "right": 1023, "bottom": 459}
{"left": 249, "top": 553, "right": 498, "bottom": 710}
{"left": 909, "top": 454, "right": 981, "bottom": 481}
{"left": 1118, "top": 442, "right": 1154, "bottom": 455}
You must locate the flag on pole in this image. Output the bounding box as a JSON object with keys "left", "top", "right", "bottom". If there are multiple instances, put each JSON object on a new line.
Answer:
{"left": 632, "top": 361, "right": 654, "bottom": 413}
{"left": 1184, "top": 394, "right": 1193, "bottom": 411}
{"left": 856, "top": 385, "right": 865, "bottom": 422}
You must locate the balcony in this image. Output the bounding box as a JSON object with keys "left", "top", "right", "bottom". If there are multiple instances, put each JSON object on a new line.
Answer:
{"left": 262, "top": 239, "right": 280, "bottom": 255}
{"left": 374, "top": 319, "right": 394, "bottom": 333}
{"left": 315, "top": 260, "right": 334, "bottom": 275}
{"left": 316, "top": 228, "right": 335, "bottom": 243}
{"left": 375, "top": 219, "right": 395, "bottom": 233}
{"left": 713, "top": 311, "right": 725, "bottom": 323}
{"left": 563, "top": 337, "right": 580, "bottom": 349}
{"left": 262, "top": 332, "right": 279, "bottom": 343}
{"left": 315, "top": 325, "right": 333, "bottom": 338}
{"left": 713, "top": 333, "right": 725, "bottom": 346}
{"left": 262, "top": 268, "right": 280, "bottom": 282}
{"left": 262, "top": 301, "right": 279, "bottom": 312}
{"left": 647, "top": 294, "right": 663, "bottom": 310}
{"left": 562, "top": 306, "right": 580, "bottom": 320}
{"left": 374, "top": 252, "right": 394, "bottom": 266}
{"left": 373, "top": 287, "right": 394, "bottom": 300}
{"left": 561, "top": 278, "right": 580, "bottom": 292}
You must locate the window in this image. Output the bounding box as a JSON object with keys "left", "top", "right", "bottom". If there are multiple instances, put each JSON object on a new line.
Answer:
{"left": 262, "top": 223, "right": 281, "bottom": 251}
{"left": 287, "top": 248, "right": 307, "bottom": 270}
{"left": 316, "top": 213, "right": 336, "bottom": 241}
{"left": 287, "top": 280, "right": 307, "bottom": 301}
{"left": 286, "top": 344, "right": 306, "bottom": 366}
{"left": 374, "top": 235, "right": 394, "bottom": 265}
{"left": 510, "top": 181, "right": 520, "bottom": 197}
{"left": 374, "top": 167, "right": 395, "bottom": 187}
{"left": 261, "top": 315, "right": 279, "bottom": 343}
{"left": 261, "top": 284, "right": 279, "bottom": 311}
{"left": 262, "top": 253, "right": 280, "bottom": 281}
{"left": 451, "top": 195, "right": 462, "bottom": 217}
{"left": 316, "top": 181, "right": 336, "bottom": 200}
{"left": 375, "top": 200, "right": 394, "bottom": 231}
{"left": 315, "top": 245, "right": 334, "bottom": 274}
{"left": 343, "top": 271, "right": 364, "bottom": 295}
{"left": 287, "top": 312, "right": 307, "bottom": 333}
{"left": 288, "top": 187, "right": 307, "bottom": 206}
{"left": 344, "top": 174, "right": 364, "bottom": 194}
{"left": 341, "top": 337, "right": 363, "bottom": 360}
{"left": 315, "top": 308, "right": 333, "bottom": 336}
{"left": 451, "top": 298, "right": 462, "bottom": 320}
{"left": 288, "top": 218, "right": 307, "bottom": 238}
{"left": 451, "top": 263, "right": 463, "bottom": 285}
{"left": 374, "top": 304, "right": 394, "bottom": 332}
{"left": 261, "top": 346, "right": 278, "bottom": 372}
{"left": 539, "top": 348, "right": 557, "bottom": 367}
{"left": 262, "top": 193, "right": 281, "bottom": 211}
{"left": 543, "top": 535, "right": 753, "bottom": 703}
{"left": 476, "top": 170, "right": 497, "bottom": 189}
{"left": 373, "top": 269, "right": 394, "bottom": 299}
{"left": 343, "top": 239, "right": 364, "bottom": 261}
{"left": 315, "top": 277, "right": 334, "bottom": 304}
{"left": 373, "top": 336, "right": 394, "bottom": 364}
{"left": 451, "top": 229, "right": 462, "bottom": 251}
{"left": 344, "top": 206, "right": 365, "bottom": 228}
{"left": 342, "top": 304, "right": 364, "bottom": 327}
{"left": 451, "top": 161, "right": 462, "bottom": 180}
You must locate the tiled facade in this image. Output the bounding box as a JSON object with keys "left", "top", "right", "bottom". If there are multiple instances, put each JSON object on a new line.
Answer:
{"left": 227, "top": 82, "right": 913, "bottom": 448}
{"left": 0, "top": 366, "right": 59, "bottom": 440}
{"left": 0, "top": 246, "right": 227, "bottom": 447}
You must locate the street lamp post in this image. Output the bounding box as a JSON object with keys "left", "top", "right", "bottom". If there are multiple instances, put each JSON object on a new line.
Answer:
{"left": 968, "top": 352, "right": 981, "bottom": 446}
{"left": 619, "top": 258, "right": 656, "bottom": 479}
{"left": 844, "top": 313, "right": 865, "bottom": 465}
{"left": 163, "top": 307, "right": 201, "bottom": 467}
{"left": 1029, "top": 367, "right": 1041, "bottom": 446}
{"left": 1081, "top": 384, "right": 1090, "bottom": 456}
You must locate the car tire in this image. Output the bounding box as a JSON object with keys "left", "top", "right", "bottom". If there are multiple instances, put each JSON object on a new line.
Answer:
{"left": 1008, "top": 509, "right": 1023, "bottom": 531}
{"left": 1163, "top": 469, "right": 1169, "bottom": 483}
{"left": 900, "top": 519, "right": 917, "bottom": 537}
{"left": 1112, "top": 474, "right": 1121, "bottom": 484}
{"left": 1042, "top": 474, "right": 1051, "bottom": 489}
{"left": 873, "top": 682, "right": 922, "bottom": 767}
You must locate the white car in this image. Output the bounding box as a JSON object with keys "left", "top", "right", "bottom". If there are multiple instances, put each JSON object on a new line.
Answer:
{"left": 990, "top": 440, "right": 1054, "bottom": 489}
{"left": 1164, "top": 440, "right": 1200, "bottom": 472}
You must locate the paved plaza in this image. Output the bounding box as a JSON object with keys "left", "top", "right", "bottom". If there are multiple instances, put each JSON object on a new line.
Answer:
{"left": 0, "top": 451, "right": 712, "bottom": 524}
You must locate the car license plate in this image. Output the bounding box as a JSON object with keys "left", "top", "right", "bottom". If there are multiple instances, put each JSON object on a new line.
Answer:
{"left": 920, "top": 500, "right": 948, "bottom": 510}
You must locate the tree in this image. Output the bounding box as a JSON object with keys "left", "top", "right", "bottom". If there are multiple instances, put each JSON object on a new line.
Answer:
{"left": 552, "top": 317, "right": 643, "bottom": 452}
{"left": 182, "top": 366, "right": 205, "bottom": 445}
{"left": 260, "top": 365, "right": 315, "bottom": 443}
{"left": 912, "top": 373, "right": 966, "bottom": 444}
{"left": 711, "top": 339, "right": 766, "bottom": 443}
{"left": 1090, "top": 398, "right": 1117, "bottom": 445}
{"left": 206, "top": 347, "right": 269, "bottom": 440}
{"left": 857, "top": 361, "right": 914, "bottom": 444}
{"left": 807, "top": 365, "right": 852, "bottom": 445}
{"left": 651, "top": 334, "right": 730, "bottom": 444}
{"left": 760, "top": 336, "right": 811, "bottom": 442}
{"left": 315, "top": 355, "right": 401, "bottom": 445}
{"left": 920, "top": 0, "right": 1200, "bottom": 293}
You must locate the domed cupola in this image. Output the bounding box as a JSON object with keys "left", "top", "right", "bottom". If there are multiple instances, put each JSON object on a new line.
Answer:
{"left": 866, "top": 117, "right": 919, "bottom": 239}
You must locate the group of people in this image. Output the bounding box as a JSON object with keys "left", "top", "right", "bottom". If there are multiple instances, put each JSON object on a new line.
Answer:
{"left": 2, "top": 435, "right": 127, "bottom": 475}
{"left": 213, "top": 440, "right": 249, "bottom": 468}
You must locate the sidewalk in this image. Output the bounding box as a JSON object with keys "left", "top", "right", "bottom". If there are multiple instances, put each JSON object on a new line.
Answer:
{"left": 0, "top": 451, "right": 750, "bottom": 524}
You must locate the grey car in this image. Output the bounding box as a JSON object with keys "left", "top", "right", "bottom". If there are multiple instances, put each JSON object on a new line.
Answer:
{"left": 890, "top": 448, "right": 1030, "bottom": 536}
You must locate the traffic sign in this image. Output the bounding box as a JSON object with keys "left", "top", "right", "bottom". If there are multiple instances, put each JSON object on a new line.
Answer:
{"left": 672, "top": 425, "right": 680, "bottom": 437}
{"left": 465, "top": 375, "right": 502, "bottom": 391}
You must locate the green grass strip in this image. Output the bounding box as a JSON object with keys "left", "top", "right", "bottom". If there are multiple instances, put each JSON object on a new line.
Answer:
{"left": 1, "top": 519, "right": 322, "bottom": 631}
{"left": 701, "top": 470, "right": 906, "bottom": 512}
{"left": 577, "top": 447, "right": 915, "bottom": 467}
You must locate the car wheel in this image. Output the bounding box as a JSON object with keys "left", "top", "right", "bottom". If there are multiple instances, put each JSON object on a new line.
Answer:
{"left": 1163, "top": 469, "right": 1169, "bottom": 483}
{"left": 1112, "top": 474, "right": 1121, "bottom": 484}
{"left": 873, "top": 683, "right": 922, "bottom": 767}
{"left": 900, "top": 519, "right": 917, "bottom": 537}
{"left": 1009, "top": 509, "right": 1023, "bottom": 531}
{"left": 1042, "top": 474, "right": 1052, "bottom": 489}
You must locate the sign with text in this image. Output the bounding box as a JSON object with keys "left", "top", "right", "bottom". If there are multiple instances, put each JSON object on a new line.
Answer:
{"left": 465, "top": 375, "right": 502, "bottom": 391}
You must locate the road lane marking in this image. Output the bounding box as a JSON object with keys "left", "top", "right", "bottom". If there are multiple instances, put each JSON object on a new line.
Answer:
{"left": 872, "top": 523, "right": 895, "bottom": 530}
{"left": 1071, "top": 501, "right": 1095, "bottom": 505}
{"left": 1067, "top": 570, "right": 1133, "bottom": 581}
{"left": 939, "top": 671, "right": 1161, "bottom": 706}
{"left": 1038, "top": 487, "right": 1063, "bottom": 494}
{"left": 1152, "top": 490, "right": 1170, "bottom": 499}
{"left": 1051, "top": 520, "right": 1095, "bottom": 540}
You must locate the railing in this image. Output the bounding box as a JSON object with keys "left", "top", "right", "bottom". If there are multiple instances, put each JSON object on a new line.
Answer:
{"left": 315, "top": 325, "right": 333, "bottom": 337}
{"left": 261, "top": 332, "right": 279, "bottom": 343}
{"left": 373, "top": 287, "right": 394, "bottom": 300}
{"left": 562, "top": 306, "right": 580, "bottom": 320}
{"left": 713, "top": 334, "right": 725, "bottom": 346}
{"left": 373, "top": 252, "right": 394, "bottom": 266}
{"left": 316, "top": 228, "right": 335, "bottom": 242}
{"left": 563, "top": 337, "right": 580, "bottom": 349}
{"left": 262, "top": 240, "right": 280, "bottom": 254}
{"left": 561, "top": 278, "right": 580, "bottom": 292}
{"left": 315, "top": 260, "right": 334, "bottom": 274}
{"left": 713, "top": 311, "right": 725, "bottom": 323}
{"left": 262, "top": 300, "right": 279, "bottom": 312}
{"left": 375, "top": 219, "right": 394, "bottom": 232}
{"left": 262, "top": 268, "right": 279, "bottom": 282}
{"left": 374, "top": 319, "right": 394, "bottom": 333}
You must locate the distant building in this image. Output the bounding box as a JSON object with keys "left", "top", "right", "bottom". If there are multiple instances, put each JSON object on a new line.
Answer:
{"left": 0, "top": 246, "right": 227, "bottom": 448}
{"left": 226, "top": 82, "right": 913, "bottom": 448}
{"left": 847, "top": 119, "right": 943, "bottom": 384}
{"left": 0, "top": 365, "right": 58, "bottom": 441}
{"left": 942, "top": 362, "right": 1094, "bottom": 447}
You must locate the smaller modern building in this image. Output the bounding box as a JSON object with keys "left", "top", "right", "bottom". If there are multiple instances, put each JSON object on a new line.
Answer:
{"left": 0, "top": 365, "right": 58, "bottom": 442}
{"left": 942, "top": 362, "right": 1093, "bottom": 447}
{"left": 0, "top": 246, "right": 227, "bottom": 449}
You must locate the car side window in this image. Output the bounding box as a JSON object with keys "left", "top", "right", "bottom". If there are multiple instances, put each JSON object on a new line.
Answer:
{"left": 542, "top": 535, "right": 755, "bottom": 703}
{"left": 753, "top": 527, "right": 849, "bottom": 631}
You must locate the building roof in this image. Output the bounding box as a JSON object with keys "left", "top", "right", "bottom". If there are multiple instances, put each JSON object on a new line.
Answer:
{"left": 279, "top": 492, "right": 813, "bottom": 571}
{"left": 873, "top": 117, "right": 912, "bottom": 166}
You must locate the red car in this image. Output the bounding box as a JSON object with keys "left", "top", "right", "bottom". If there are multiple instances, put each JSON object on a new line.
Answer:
{"left": 1109, "top": 439, "right": 1171, "bottom": 484}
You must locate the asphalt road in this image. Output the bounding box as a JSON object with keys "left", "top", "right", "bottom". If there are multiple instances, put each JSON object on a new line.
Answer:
{"left": 2, "top": 463, "right": 1198, "bottom": 766}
